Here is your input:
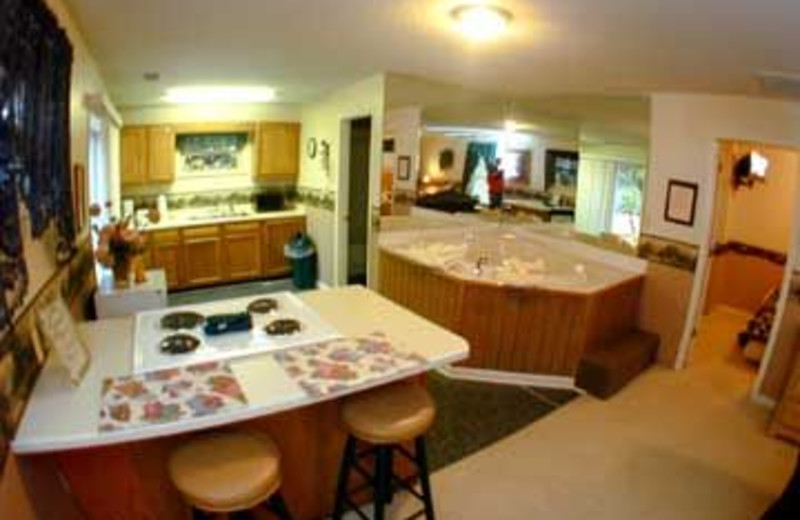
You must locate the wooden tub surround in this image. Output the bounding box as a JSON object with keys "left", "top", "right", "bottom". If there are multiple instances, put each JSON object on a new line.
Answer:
{"left": 379, "top": 248, "right": 645, "bottom": 380}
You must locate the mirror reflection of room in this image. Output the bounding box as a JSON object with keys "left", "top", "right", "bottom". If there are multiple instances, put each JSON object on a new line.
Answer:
{"left": 381, "top": 84, "right": 650, "bottom": 248}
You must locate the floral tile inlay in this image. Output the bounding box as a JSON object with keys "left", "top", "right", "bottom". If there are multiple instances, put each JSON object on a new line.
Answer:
{"left": 99, "top": 361, "right": 248, "bottom": 433}
{"left": 272, "top": 334, "right": 426, "bottom": 398}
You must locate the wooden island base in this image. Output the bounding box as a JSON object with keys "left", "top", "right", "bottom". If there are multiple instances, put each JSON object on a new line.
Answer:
{"left": 50, "top": 390, "right": 417, "bottom": 520}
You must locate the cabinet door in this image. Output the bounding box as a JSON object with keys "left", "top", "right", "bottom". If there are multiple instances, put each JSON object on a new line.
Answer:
{"left": 182, "top": 226, "right": 224, "bottom": 287}
{"left": 147, "top": 125, "right": 176, "bottom": 183}
{"left": 223, "top": 223, "right": 262, "bottom": 281}
{"left": 149, "top": 230, "right": 182, "bottom": 289}
{"left": 256, "top": 123, "right": 300, "bottom": 179}
{"left": 120, "top": 127, "right": 148, "bottom": 186}
{"left": 263, "top": 218, "right": 306, "bottom": 276}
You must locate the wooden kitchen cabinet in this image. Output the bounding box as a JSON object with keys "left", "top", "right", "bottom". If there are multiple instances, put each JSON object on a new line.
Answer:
{"left": 223, "top": 222, "right": 263, "bottom": 281}
{"left": 182, "top": 226, "right": 224, "bottom": 287}
{"left": 121, "top": 124, "right": 175, "bottom": 187}
{"left": 143, "top": 217, "right": 306, "bottom": 291}
{"left": 256, "top": 123, "right": 300, "bottom": 180}
{"left": 147, "top": 125, "right": 176, "bottom": 183}
{"left": 148, "top": 230, "right": 182, "bottom": 289}
{"left": 120, "top": 126, "right": 148, "bottom": 186}
{"left": 263, "top": 218, "right": 305, "bottom": 276}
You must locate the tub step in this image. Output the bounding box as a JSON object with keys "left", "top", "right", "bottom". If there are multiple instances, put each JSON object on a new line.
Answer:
{"left": 576, "top": 330, "right": 660, "bottom": 399}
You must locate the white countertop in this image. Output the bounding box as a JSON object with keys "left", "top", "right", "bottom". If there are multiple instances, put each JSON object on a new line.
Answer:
{"left": 12, "top": 287, "right": 468, "bottom": 454}
{"left": 139, "top": 206, "right": 306, "bottom": 231}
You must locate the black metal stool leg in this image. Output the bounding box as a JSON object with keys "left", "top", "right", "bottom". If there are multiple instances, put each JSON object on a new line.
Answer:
{"left": 266, "top": 492, "right": 294, "bottom": 520}
{"left": 373, "top": 445, "right": 392, "bottom": 520}
{"left": 333, "top": 435, "right": 357, "bottom": 520}
{"left": 386, "top": 447, "right": 395, "bottom": 504}
{"left": 415, "top": 437, "right": 435, "bottom": 520}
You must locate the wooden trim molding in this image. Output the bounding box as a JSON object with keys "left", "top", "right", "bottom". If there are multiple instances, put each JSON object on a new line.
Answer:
{"left": 711, "top": 241, "right": 787, "bottom": 266}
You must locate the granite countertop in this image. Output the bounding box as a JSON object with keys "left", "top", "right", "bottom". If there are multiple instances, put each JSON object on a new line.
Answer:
{"left": 12, "top": 286, "right": 469, "bottom": 454}
{"left": 139, "top": 206, "right": 306, "bottom": 231}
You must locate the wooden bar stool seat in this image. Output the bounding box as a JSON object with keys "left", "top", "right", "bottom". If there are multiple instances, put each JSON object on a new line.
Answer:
{"left": 334, "top": 382, "right": 437, "bottom": 520}
{"left": 341, "top": 381, "right": 435, "bottom": 445}
{"left": 168, "top": 431, "right": 293, "bottom": 519}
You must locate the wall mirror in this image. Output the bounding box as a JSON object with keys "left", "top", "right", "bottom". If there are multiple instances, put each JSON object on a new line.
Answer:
{"left": 382, "top": 75, "right": 651, "bottom": 246}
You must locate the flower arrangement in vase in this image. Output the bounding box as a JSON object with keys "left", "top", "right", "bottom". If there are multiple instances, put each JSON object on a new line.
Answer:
{"left": 95, "top": 215, "right": 146, "bottom": 288}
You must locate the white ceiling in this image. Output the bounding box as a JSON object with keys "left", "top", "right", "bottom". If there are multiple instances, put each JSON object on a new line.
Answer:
{"left": 67, "top": 0, "right": 800, "bottom": 108}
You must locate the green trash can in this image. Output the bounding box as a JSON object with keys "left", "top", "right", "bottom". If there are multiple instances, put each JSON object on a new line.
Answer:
{"left": 284, "top": 233, "right": 317, "bottom": 290}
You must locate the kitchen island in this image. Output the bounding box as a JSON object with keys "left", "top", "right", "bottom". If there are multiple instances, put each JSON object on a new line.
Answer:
{"left": 13, "top": 286, "right": 468, "bottom": 519}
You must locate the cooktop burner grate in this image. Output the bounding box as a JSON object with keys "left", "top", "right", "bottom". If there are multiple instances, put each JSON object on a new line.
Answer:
{"left": 265, "top": 318, "right": 302, "bottom": 336}
{"left": 247, "top": 298, "right": 279, "bottom": 314}
{"left": 160, "top": 312, "right": 205, "bottom": 331}
{"left": 159, "top": 333, "right": 201, "bottom": 355}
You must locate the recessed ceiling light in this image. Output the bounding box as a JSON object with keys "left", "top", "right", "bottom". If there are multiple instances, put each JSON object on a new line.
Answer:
{"left": 162, "top": 86, "right": 276, "bottom": 104}
{"left": 451, "top": 4, "right": 513, "bottom": 41}
{"left": 143, "top": 71, "right": 160, "bottom": 82}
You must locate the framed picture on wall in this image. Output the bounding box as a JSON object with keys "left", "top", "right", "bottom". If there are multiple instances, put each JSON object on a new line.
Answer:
{"left": 71, "top": 163, "right": 88, "bottom": 235}
{"left": 664, "top": 179, "right": 698, "bottom": 226}
{"left": 545, "top": 150, "right": 579, "bottom": 191}
{"left": 397, "top": 155, "right": 411, "bottom": 181}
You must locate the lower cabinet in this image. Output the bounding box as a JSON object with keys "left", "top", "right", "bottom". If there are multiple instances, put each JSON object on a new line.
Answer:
{"left": 263, "top": 218, "right": 306, "bottom": 276}
{"left": 182, "top": 226, "right": 224, "bottom": 288}
{"left": 148, "top": 230, "right": 182, "bottom": 290}
{"left": 223, "top": 222, "right": 263, "bottom": 281}
{"left": 143, "top": 217, "right": 305, "bottom": 290}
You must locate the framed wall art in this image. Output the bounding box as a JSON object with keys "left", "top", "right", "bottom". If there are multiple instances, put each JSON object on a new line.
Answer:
{"left": 664, "top": 179, "right": 698, "bottom": 227}
{"left": 397, "top": 155, "right": 411, "bottom": 181}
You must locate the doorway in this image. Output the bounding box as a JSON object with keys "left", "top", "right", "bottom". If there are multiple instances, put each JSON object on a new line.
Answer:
{"left": 345, "top": 117, "right": 372, "bottom": 285}
{"left": 685, "top": 140, "right": 800, "bottom": 400}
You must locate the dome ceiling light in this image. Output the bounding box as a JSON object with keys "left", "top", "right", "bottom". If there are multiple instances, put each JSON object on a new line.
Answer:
{"left": 451, "top": 4, "right": 513, "bottom": 42}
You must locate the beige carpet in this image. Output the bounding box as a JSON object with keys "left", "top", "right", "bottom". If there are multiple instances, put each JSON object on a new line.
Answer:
{"left": 361, "top": 307, "right": 797, "bottom": 519}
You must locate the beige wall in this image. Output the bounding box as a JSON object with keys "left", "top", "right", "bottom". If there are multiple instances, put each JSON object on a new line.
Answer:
{"left": 718, "top": 145, "right": 799, "bottom": 253}
{"left": 420, "top": 134, "right": 468, "bottom": 186}
{"left": 643, "top": 94, "right": 800, "bottom": 375}
{"left": 645, "top": 94, "right": 800, "bottom": 246}
{"left": 383, "top": 107, "right": 422, "bottom": 191}
{"left": 1, "top": 0, "right": 113, "bottom": 516}
{"left": 298, "top": 74, "right": 386, "bottom": 286}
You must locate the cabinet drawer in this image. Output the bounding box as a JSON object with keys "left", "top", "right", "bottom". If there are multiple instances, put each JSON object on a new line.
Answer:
{"left": 182, "top": 225, "right": 221, "bottom": 239}
{"left": 223, "top": 222, "right": 260, "bottom": 234}
{"left": 150, "top": 229, "right": 180, "bottom": 243}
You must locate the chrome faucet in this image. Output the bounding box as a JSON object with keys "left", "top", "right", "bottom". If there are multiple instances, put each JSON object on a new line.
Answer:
{"left": 474, "top": 255, "right": 489, "bottom": 275}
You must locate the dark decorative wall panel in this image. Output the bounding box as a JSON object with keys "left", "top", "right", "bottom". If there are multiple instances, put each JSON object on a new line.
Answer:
{"left": 0, "top": 0, "right": 74, "bottom": 333}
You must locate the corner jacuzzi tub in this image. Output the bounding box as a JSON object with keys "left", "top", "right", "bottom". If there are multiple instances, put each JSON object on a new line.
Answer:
{"left": 378, "top": 226, "right": 646, "bottom": 379}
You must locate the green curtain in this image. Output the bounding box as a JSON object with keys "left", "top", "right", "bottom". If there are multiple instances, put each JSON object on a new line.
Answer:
{"left": 462, "top": 141, "right": 497, "bottom": 193}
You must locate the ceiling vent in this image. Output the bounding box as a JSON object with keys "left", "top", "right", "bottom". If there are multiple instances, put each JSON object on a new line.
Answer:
{"left": 758, "top": 71, "right": 800, "bottom": 98}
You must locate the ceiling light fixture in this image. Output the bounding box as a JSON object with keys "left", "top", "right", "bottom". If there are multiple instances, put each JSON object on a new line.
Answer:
{"left": 451, "top": 4, "right": 513, "bottom": 41}
{"left": 162, "top": 86, "right": 276, "bottom": 104}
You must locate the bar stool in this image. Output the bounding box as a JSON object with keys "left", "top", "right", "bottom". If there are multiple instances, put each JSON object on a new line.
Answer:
{"left": 168, "top": 431, "right": 293, "bottom": 519}
{"left": 333, "top": 382, "right": 436, "bottom": 520}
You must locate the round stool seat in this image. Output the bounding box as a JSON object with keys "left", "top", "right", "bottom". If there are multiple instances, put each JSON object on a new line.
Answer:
{"left": 168, "top": 432, "right": 281, "bottom": 513}
{"left": 341, "top": 383, "right": 435, "bottom": 445}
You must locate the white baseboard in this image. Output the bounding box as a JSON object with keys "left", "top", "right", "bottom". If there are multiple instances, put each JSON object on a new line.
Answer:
{"left": 437, "top": 365, "right": 583, "bottom": 393}
{"left": 751, "top": 390, "right": 777, "bottom": 409}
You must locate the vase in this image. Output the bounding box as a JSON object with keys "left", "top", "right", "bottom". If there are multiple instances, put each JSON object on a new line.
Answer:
{"left": 112, "top": 258, "right": 132, "bottom": 288}
{"left": 133, "top": 255, "right": 148, "bottom": 284}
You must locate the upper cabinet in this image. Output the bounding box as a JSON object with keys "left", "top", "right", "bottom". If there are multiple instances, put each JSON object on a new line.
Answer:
{"left": 256, "top": 122, "right": 300, "bottom": 180}
{"left": 120, "top": 127, "right": 149, "bottom": 186}
{"left": 121, "top": 121, "right": 300, "bottom": 189}
{"left": 147, "top": 126, "right": 176, "bottom": 183}
{"left": 121, "top": 125, "right": 176, "bottom": 187}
